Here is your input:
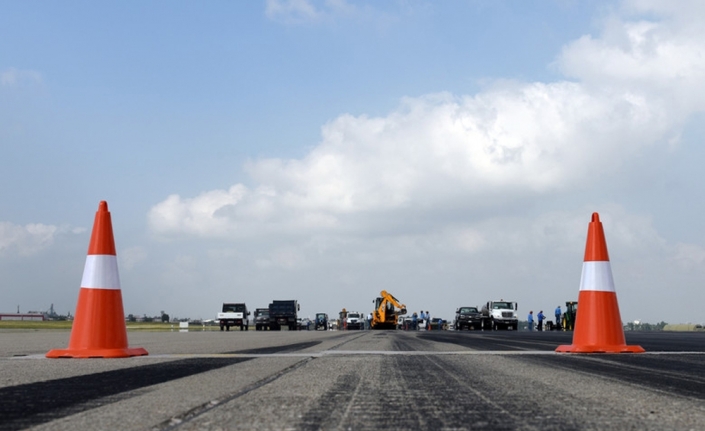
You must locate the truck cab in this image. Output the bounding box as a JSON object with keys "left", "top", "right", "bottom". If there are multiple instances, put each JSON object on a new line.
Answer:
{"left": 345, "top": 312, "right": 363, "bottom": 330}
{"left": 481, "top": 300, "right": 518, "bottom": 330}
{"left": 217, "top": 303, "right": 250, "bottom": 331}
{"left": 254, "top": 308, "right": 270, "bottom": 331}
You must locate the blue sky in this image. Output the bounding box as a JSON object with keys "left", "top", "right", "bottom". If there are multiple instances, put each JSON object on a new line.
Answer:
{"left": 2, "top": 0, "right": 704, "bottom": 324}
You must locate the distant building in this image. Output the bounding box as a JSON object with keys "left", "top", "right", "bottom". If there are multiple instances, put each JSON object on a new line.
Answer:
{"left": 0, "top": 313, "right": 45, "bottom": 321}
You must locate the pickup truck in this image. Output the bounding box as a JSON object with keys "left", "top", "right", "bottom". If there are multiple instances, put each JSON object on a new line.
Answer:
{"left": 455, "top": 306, "right": 482, "bottom": 330}
{"left": 217, "top": 303, "right": 250, "bottom": 331}
{"left": 254, "top": 308, "right": 270, "bottom": 331}
{"left": 345, "top": 312, "right": 363, "bottom": 330}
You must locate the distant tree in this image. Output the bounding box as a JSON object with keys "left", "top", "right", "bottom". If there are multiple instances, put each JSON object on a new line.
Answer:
{"left": 143, "top": 314, "right": 154, "bottom": 323}
{"left": 161, "top": 313, "right": 170, "bottom": 323}
{"left": 127, "top": 314, "right": 136, "bottom": 322}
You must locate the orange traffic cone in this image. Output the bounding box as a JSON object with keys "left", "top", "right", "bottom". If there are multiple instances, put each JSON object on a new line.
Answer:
{"left": 556, "top": 213, "right": 644, "bottom": 353}
{"left": 47, "top": 201, "right": 148, "bottom": 358}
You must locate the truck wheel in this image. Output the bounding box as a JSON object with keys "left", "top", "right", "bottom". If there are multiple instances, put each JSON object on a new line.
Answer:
{"left": 226, "top": 325, "right": 230, "bottom": 331}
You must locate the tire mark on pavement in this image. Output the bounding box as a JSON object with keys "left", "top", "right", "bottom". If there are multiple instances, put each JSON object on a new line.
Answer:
{"left": 154, "top": 358, "right": 314, "bottom": 431}
{"left": 296, "top": 373, "right": 362, "bottom": 429}
{"left": 0, "top": 340, "right": 325, "bottom": 431}
{"left": 158, "top": 331, "right": 367, "bottom": 430}
{"left": 519, "top": 353, "right": 705, "bottom": 401}
{"left": 0, "top": 357, "right": 248, "bottom": 431}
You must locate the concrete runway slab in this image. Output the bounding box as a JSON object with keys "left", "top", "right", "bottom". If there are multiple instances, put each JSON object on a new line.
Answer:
{"left": 1, "top": 329, "right": 704, "bottom": 430}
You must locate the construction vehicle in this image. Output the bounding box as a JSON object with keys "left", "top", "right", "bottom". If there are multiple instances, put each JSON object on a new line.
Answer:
{"left": 480, "top": 300, "right": 518, "bottom": 330}
{"left": 268, "top": 300, "right": 299, "bottom": 331}
{"left": 371, "top": 290, "right": 407, "bottom": 330}
{"left": 314, "top": 313, "right": 329, "bottom": 330}
{"left": 339, "top": 308, "right": 348, "bottom": 330}
{"left": 217, "top": 303, "right": 250, "bottom": 331}
{"left": 562, "top": 301, "right": 578, "bottom": 331}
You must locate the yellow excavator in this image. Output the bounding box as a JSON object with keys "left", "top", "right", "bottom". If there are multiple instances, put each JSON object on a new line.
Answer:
{"left": 371, "top": 290, "right": 407, "bottom": 330}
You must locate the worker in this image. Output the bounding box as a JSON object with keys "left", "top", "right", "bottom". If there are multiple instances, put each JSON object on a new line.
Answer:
{"left": 426, "top": 311, "right": 431, "bottom": 330}
{"left": 555, "top": 306, "right": 562, "bottom": 330}
{"left": 412, "top": 312, "right": 418, "bottom": 330}
{"left": 367, "top": 313, "right": 372, "bottom": 330}
{"left": 527, "top": 311, "right": 534, "bottom": 331}
{"left": 537, "top": 310, "right": 545, "bottom": 331}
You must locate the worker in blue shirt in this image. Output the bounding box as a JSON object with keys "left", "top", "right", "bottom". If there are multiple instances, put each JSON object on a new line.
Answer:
{"left": 555, "top": 306, "right": 562, "bottom": 330}
{"left": 527, "top": 311, "right": 534, "bottom": 331}
{"left": 537, "top": 310, "right": 545, "bottom": 331}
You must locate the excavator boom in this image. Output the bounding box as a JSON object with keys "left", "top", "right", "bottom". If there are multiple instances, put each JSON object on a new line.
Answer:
{"left": 371, "top": 290, "right": 407, "bottom": 330}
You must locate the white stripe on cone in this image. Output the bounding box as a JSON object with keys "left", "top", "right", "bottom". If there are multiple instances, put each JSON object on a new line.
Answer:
{"left": 579, "top": 261, "right": 615, "bottom": 292}
{"left": 80, "top": 255, "right": 121, "bottom": 290}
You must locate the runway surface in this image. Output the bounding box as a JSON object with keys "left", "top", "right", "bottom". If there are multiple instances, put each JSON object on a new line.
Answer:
{"left": 1, "top": 329, "right": 705, "bottom": 430}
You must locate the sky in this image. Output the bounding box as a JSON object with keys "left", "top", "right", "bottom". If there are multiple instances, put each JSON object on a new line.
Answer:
{"left": 2, "top": 0, "right": 704, "bottom": 324}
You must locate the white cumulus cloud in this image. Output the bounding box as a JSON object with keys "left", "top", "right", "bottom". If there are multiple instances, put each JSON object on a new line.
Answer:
{"left": 265, "top": 0, "right": 324, "bottom": 22}
{"left": 149, "top": 80, "right": 678, "bottom": 240}
{"left": 1, "top": 68, "right": 42, "bottom": 87}
{"left": 265, "top": 0, "right": 365, "bottom": 24}
{"left": 0, "top": 222, "right": 58, "bottom": 256}
{"left": 149, "top": 1, "right": 705, "bottom": 273}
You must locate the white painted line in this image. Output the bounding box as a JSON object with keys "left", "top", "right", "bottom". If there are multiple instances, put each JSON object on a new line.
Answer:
{"left": 6, "top": 350, "right": 705, "bottom": 360}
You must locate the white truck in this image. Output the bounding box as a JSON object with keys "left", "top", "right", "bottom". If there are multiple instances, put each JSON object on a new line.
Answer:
{"left": 481, "top": 300, "right": 518, "bottom": 330}
{"left": 345, "top": 311, "right": 364, "bottom": 330}
{"left": 217, "top": 303, "right": 250, "bottom": 331}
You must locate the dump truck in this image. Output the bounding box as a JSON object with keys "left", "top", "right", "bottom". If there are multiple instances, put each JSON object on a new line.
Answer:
{"left": 268, "top": 300, "right": 299, "bottom": 331}
{"left": 217, "top": 303, "right": 250, "bottom": 331}
{"left": 480, "top": 300, "right": 518, "bottom": 330}
{"left": 371, "top": 290, "right": 407, "bottom": 330}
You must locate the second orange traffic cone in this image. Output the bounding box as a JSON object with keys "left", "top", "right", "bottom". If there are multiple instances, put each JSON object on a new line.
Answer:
{"left": 556, "top": 213, "right": 644, "bottom": 354}
{"left": 47, "top": 201, "right": 148, "bottom": 358}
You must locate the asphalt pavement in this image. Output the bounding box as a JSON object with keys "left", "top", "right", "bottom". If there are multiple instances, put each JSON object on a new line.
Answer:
{"left": 1, "top": 329, "right": 705, "bottom": 430}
